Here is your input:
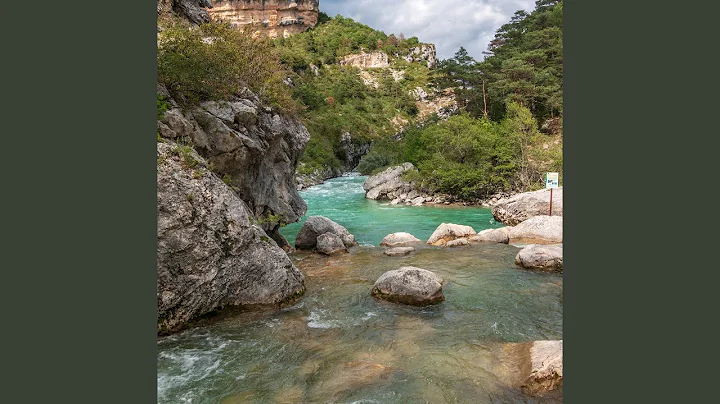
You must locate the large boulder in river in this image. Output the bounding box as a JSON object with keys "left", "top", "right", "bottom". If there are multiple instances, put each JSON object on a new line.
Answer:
{"left": 469, "top": 227, "right": 510, "bottom": 244}
{"left": 426, "top": 223, "right": 477, "bottom": 246}
{"left": 492, "top": 188, "right": 563, "bottom": 225}
{"left": 362, "top": 162, "right": 416, "bottom": 200}
{"left": 521, "top": 340, "right": 563, "bottom": 396}
{"left": 384, "top": 246, "right": 416, "bottom": 256}
{"left": 295, "top": 216, "right": 357, "bottom": 250}
{"left": 371, "top": 266, "right": 445, "bottom": 306}
{"left": 515, "top": 244, "right": 563, "bottom": 272}
{"left": 380, "top": 232, "right": 423, "bottom": 247}
{"left": 157, "top": 141, "right": 305, "bottom": 335}
{"left": 316, "top": 233, "right": 348, "bottom": 255}
{"left": 508, "top": 216, "right": 562, "bottom": 244}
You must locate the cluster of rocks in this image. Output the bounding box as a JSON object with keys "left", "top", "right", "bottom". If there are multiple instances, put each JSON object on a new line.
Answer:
{"left": 294, "top": 216, "right": 358, "bottom": 255}
{"left": 361, "top": 163, "right": 450, "bottom": 205}
{"left": 492, "top": 187, "right": 563, "bottom": 225}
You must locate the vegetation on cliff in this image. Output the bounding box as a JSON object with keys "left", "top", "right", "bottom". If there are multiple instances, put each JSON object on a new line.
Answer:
{"left": 274, "top": 14, "right": 435, "bottom": 174}
{"left": 356, "top": 0, "right": 563, "bottom": 198}
{"left": 157, "top": 21, "right": 300, "bottom": 112}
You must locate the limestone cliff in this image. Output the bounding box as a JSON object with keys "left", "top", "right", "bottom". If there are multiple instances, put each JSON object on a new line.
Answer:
{"left": 158, "top": 86, "right": 309, "bottom": 246}
{"left": 209, "top": 0, "right": 320, "bottom": 38}
{"left": 157, "top": 141, "right": 305, "bottom": 334}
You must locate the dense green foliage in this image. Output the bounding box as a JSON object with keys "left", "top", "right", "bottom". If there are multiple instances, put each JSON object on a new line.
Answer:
{"left": 274, "top": 16, "right": 433, "bottom": 171}
{"left": 157, "top": 21, "right": 299, "bottom": 112}
{"left": 356, "top": 0, "right": 564, "bottom": 198}
{"left": 436, "top": 0, "right": 562, "bottom": 123}
{"left": 357, "top": 103, "right": 559, "bottom": 199}
{"left": 275, "top": 15, "right": 422, "bottom": 70}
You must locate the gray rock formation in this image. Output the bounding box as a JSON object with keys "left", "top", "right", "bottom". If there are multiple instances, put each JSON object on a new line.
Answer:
{"left": 371, "top": 267, "right": 444, "bottom": 306}
{"left": 362, "top": 163, "right": 417, "bottom": 200}
{"left": 469, "top": 227, "right": 510, "bottom": 244}
{"left": 295, "top": 216, "right": 357, "bottom": 250}
{"left": 340, "top": 131, "right": 371, "bottom": 170}
{"left": 515, "top": 244, "right": 563, "bottom": 272}
{"left": 492, "top": 187, "right": 563, "bottom": 225}
{"left": 445, "top": 238, "right": 469, "bottom": 247}
{"left": 508, "top": 216, "right": 563, "bottom": 244}
{"left": 426, "top": 223, "right": 477, "bottom": 246}
{"left": 316, "top": 233, "right": 348, "bottom": 255}
{"left": 521, "top": 340, "right": 563, "bottom": 396}
{"left": 383, "top": 247, "right": 415, "bottom": 256}
{"left": 380, "top": 232, "right": 422, "bottom": 247}
{"left": 157, "top": 89, "right": 310, "bottom": 244}
{"left": 157, "top": 141, "right": 305, "bottom": 334}
{"left": 158, "top": 0, "right": 213, "bottom": 25}
{"left": 403, "top": 44, "right": 437, "bottom": 68}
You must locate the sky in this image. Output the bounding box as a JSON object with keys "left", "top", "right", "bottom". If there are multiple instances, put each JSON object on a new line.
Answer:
{"left": 319, "top": 0, "right": 537, "bottom": 61}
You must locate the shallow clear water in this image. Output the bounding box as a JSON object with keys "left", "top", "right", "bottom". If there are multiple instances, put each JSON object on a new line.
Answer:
{"left": 157, "top": 176, "right": 563, "bottom": 403}
{"left": 280, "top": 175, "right": 504, "bottom": 247}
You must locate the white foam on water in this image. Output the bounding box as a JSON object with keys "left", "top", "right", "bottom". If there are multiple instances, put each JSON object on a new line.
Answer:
{"left": 306, "top": 309, "right": 340, "bottom": 329}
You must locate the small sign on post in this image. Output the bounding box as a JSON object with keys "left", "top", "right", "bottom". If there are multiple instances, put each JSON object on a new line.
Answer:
{"left": 546, "top": 172, "right": 559, "bottom": 216}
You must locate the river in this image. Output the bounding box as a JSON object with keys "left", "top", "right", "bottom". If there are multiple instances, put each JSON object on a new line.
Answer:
{"left": 157, "top": 175, "right": 563, "bottom": 403}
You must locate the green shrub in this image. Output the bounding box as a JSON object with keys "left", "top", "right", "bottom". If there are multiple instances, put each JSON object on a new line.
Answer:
{"left": 157, "top": 21, "right": 300, "bottom": 113}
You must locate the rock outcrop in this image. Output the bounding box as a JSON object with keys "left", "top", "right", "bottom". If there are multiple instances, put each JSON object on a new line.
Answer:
{"left": 208, "top": 0, "right": 320, "bottom": 39}
{"left": 402, "top": 44, "right": 437, "bottom": 68}
{"left": 380, "top": 232, "right": 423, "bottom": 247}
{"left": 295, "top": 216, "right": 357, "bottom": 250}
{"left": 340, "top": 131, "right": 371, "bottom": 170}
{"left": 371, "top": 267, "right": 444, "bottom": 306}
{"left": 362, "top": 163, "right": 417, "bottom": 200}
{"left": 339, "top": 51, "right": 390, "bottom": 69}
{"left": 383, "top": 246, "right": 416, "bottom": 256}
{"left": 515, "top": 244, "right": 563, "bottom": 272}
{"left": 157, "top": 141, "right": 305, "bottom": 334}
{"left": 158, "top": 0, "right": 213, "bottom": 25}
{"left": 445, "top": 238, "right": 469, "bottom": 247}
{"left": 157, "top": 88, "right": 310, "bottom": 244}
{"left": 426, "top": 223, "right": 477, "bottom": 246}
{"left": 508, "top": 215, "right": 563, "bottom": 244}
{"left": 492, "top": 187, "right": 563, "bottom": 225}
{"left": 469, "top": 227, "right": 510, "bottom": 244}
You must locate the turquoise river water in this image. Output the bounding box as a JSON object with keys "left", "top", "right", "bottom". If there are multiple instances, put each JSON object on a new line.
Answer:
{"left": 157, "top": 175, "right": 563, "bottom": 403}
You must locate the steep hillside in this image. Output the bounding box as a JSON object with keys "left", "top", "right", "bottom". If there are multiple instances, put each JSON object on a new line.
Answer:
{"left": 273, "top": 14, "right": 455, "bottom": 186}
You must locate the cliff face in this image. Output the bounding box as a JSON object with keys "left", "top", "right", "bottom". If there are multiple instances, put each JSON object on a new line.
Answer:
{"left": 158, "top": 87, "right": 309, "bottom": 243}
{"left": 209, "top": 0, "right": 320, "bottom": 38}
{"left": 157, "top": 141, "right": 305, "bottom": 334}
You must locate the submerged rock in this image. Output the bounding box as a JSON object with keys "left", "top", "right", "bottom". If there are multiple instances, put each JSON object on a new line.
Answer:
{"left": 469, "top": 227, "right": 510, "bottom": 244}
{"left": 380, "top": 232, "right": 423, "bottom": 247}
{"left": 371, "top": 266, "right": 444, "bottom": 306}
{"left": 295, "top": 216, "right": 357, "bottom": 250}
{"left": 492, "top": 188, "right": 563, "bottom": 225}
{"left": 508, "top": 215, "right": 562, "bottom": 244}
{"left": 316, "top": 233, "right": 348, "bottom": 255}
{"left": 515, "top": 244, "right": 563, "bottom": 272}
{"left": 157, "top": 141, "right": 305, "bottom": 335}
{"left": 426, "top": 223, "right": 477, "bottom": 246}
{"left": 521, "top": 340, "right": 563, "bottom": 396}
{"left": 384, "top": 247, "right": 415, "bottom": 256}
{"left": 445, "top": 238, "right": 469, "bottom": 247}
